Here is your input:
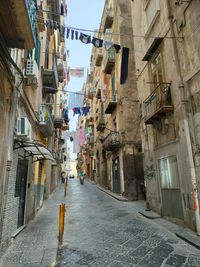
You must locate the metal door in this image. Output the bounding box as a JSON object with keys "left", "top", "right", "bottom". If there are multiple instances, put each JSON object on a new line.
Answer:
{"left": 16, "top": 159, "right": 28, "bottom": 228}
{"left": 112, "top": 157, "right": 120, "bottom": 194}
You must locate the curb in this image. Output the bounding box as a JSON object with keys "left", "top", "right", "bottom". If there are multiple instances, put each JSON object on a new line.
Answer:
{"left": 138, "top": 211, "right": 161, "bottom": 219}
{"left": 175, "top": 230, "right": 200, "bottom": 250}
{"left": 139, "top": 210, "right": 200, "bottom": 250}
{"left": 96, "top": 185, "right": 128, "bottom": 201}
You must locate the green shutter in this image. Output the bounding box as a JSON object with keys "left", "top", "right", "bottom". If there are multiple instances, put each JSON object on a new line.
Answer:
{"left": 34, "top": 35, "right": 41, "bottom": 67}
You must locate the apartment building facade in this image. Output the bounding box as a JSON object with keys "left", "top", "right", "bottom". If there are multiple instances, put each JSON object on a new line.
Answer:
{"left": 0, "top": 0, "right": 67, "bottom": 253}
{"left": 130, "top": 0, "right": 200, "bottom": 233}
{"left": 79, "top": 0, "right": 145, "bottom": 200}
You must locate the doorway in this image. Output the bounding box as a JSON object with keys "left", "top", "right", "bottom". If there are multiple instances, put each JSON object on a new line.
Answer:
{"left": 15, "top": 159, "right": 28, "bottom": 228}
{"left": 159, "top": 156, "right": 184, "bottom": 219}
{"left": 112, "top": 157, "right": 120, "bottom": 194}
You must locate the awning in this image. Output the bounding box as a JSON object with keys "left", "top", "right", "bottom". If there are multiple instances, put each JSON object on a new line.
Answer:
{"left": 14, "top": 139, "right": 56, "bottom": 162}
{"left": 142, "top": 37, "right": 164, "bottom": 61}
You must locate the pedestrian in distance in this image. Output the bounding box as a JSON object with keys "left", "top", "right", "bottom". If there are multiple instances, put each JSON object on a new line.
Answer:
{"left": 79, "top": 171, "right": 85, "bottom": 184}
{"left": 61, "top": 171, "right": 67, "bottom": 184}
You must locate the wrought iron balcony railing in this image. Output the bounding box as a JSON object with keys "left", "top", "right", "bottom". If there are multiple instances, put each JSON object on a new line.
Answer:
{"left": 39, "top": 104, "right": 53, "bottom": 137}
{"left": 143, "top": 85, "right": 173, "bottom": 124}
{"left": 102, "top": 132, "right": 121, "bottom": 151}
{"left": 42, "top": 54, "right": 59, "bottom": 94}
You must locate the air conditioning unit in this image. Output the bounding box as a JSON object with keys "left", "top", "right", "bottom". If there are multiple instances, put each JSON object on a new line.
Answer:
{"left": 17, "top": 117, "right": 32, "bottom": 140}
{"left": 25, "top": 60, "right": 38, "bottom": 86}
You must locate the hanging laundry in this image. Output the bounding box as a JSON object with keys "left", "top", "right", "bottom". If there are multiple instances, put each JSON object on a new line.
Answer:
{"left": 66, "top": 28, "right": 70, "bottom": 39}
{"left": 114, "top": 44, "right": 121, "bottom": 53}
{"left": 62, "top": 108, "right": 69, "bottom": 122}
{"left": 92, "top": 37, "right": 103, "bottom": 48}
{"left": 60, "top": 3, "right": 64, "bottom": 15}
{"left": 70, "top": 67, "right": 84, "bottom": 78}
{"left": 73, "top": 131, "right": 80, "bottom": 153}
{"left": 75, "top": 31, "right": 79, "bottom": 40}
{"left": 103, "top": 41, "right": 113, "bottom": 50}
{"left": 61, "top": 26, "right": 65, "bottom": 38}
{"left": 45, "top": 20, "right": 49, "bottom": 28}
{"left": 53, "top": 21, "right": 58, "bottom": 30}
{"left": 50, "top": 20, "right": 54, "bottom": 29}
{"left": 79, "top": 32, "right": 91, "bottom": 44}
{"left": 71, "top": 30, "right": 74, "bottom": 40}
{"left": 120, "top": 47, "right": 129, "bottom": 84}
{"left": 68, "top": 91, "right": 84, "bottom": 109}
{"left": 72, "top": 107, "right": 81, "bottom": 116}
{"left": 79, "top": 128, "right": 86, "bottom": 146}
{"left": 82, "top": 106, "right": 90, "bottom": 116}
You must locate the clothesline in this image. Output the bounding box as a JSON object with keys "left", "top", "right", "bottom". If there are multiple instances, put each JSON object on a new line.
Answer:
{"left": 36, "top": 15, "right": 181, "bottom": 39}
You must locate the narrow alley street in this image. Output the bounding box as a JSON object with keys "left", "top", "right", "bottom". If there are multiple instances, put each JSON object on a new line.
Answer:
{"left": 2, "top": 179, "right": 199, "bottom": 267}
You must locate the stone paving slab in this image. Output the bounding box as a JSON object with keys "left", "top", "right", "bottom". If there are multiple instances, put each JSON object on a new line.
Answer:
{"left": 0, "top": 186, "right": 66, "bottom": 267}
{"left": 94, "top": 180, "right": 200, "bottom": 252}
{"left": 55, "top": 180, "right": 200, "bottom": 267}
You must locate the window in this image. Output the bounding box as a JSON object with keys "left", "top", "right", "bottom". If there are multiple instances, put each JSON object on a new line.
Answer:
{"left": 149, "top": 52, "right": 164, "bottom": 91}
{"left": 145, "top": 0, "right": 160, "bottom": 35}
{"left": 159, "top": 156, "right": 180, "bottom": 189}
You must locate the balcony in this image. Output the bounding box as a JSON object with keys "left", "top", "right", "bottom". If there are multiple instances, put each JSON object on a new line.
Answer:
{"left": 96, "top": 118, "right": 106, "bottom": 132}
{"left": 103, "top": 132, "right": 121, "bottom": 151}
{"left": 103, "top": 47, "right": 115, "bottom": 74}
{"left": 0, "top": 0, "right": 37, "bottom": 48}
{"left": 39, "top": 104, "right": 54, "bottom": 137}
{"left": 57, "top": 58, "right": 64, "bottom": 83}
{"left": 143, "top": 85, "right": 173, "bottom": 124}
{"left": 104, "top": 10, "right": 114, "bottom": 30}
{"left": 54, "top": 116, "right": 63, "bottom": 129}
{"left": 42, "top": 54, "right": 59, "bottom": 94}
{"left": 47, "top": 0, "right": 60, "bottom": 23}
{"left": 105, "top": 99, "right": 117, "bottom": 114}
{"left": 95, "top": 48, "right": 103, "bottom": 67}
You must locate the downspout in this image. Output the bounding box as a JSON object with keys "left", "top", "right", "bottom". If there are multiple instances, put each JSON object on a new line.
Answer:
{"left": 166, "top": 0, "right": 200, "bottom": 235}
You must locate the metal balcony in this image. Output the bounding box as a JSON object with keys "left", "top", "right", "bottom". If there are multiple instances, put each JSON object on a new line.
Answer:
{"left": 105, "top": 97, "right": 117, "bottom": 114}
{"left": 96, "top": 118, "right": 106, "bottom": 132}
{"left": 103, "top": 132, "right": 121, "bottom": 151}
{"left": 42, "top": 54, "right": 59, "bottom": 94}
{"left": 95, "top": 48, "right": 103, "bottom": 67}
{"left": 103, "top": 47, "right": 115, "bottom": 74}
{"left": 39, "top": 104, "right": 54, "bottom": 137}
{"left": 143, "top": 85, "right": 173, "bottom": 124}
{"left": 0, "top": 0, "right": 37, "bottom": 48}
{"left": 54, "top": 116, "right": 63, "bottom": 128}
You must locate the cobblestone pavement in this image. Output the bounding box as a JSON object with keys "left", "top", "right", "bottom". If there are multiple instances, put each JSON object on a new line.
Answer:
{"left": 55, "top": 179, "right": 200, "bottom": 267}
{"left": 0, "top": 186, "right": 66, "bottom": 267}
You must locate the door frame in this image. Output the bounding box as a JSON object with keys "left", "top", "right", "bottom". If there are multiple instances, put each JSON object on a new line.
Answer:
{"left": 15, "top": 159, "right": 28, "bottom": 228}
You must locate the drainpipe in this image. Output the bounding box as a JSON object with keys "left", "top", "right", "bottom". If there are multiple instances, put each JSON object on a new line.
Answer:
{"left": 166, "top": 0, "right": 200, "bottom": 235}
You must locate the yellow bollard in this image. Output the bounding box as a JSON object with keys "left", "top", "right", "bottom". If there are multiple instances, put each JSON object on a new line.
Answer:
{"left": 58, "top": 203, "right": 65, "bottom": 244}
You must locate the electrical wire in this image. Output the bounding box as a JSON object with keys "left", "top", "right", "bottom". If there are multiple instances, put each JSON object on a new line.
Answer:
{"left": 36, "top": 15, "right": 182, "bottom": 40}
